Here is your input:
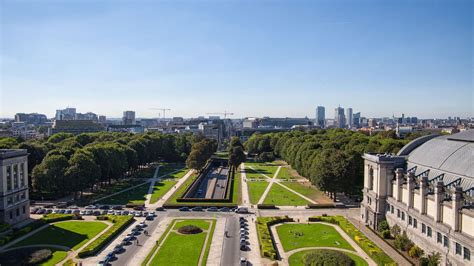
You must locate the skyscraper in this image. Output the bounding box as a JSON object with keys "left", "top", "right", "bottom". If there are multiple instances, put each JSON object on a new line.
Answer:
{"left": 345, "top": 108, "right": 353, "bottom": 128}
{"left": 334, "top": 106, "right": 345, "bottom": 128}
{"left": 353, "top": 112, "right": 361, "bottom": 128}
{"left": 315, "top": 106, "right": 325, "bottom": 127}
{"left": 122, "top": 111, "right": 136, "bottom": 125}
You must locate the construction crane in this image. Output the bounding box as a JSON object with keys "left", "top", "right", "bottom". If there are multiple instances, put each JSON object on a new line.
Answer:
{"left": 150, "top": 108, "right": 171, "bottom": 120}
{"left": 206, "top": 111, "right": 234, "bottom": 119}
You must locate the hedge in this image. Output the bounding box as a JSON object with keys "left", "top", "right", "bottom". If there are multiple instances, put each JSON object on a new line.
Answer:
{"left": 309, "top": 216, "right": 395, "bottom": 265}
{"left": 306, "top": 203, "right": 335, "bottom": 209}
{"left": 78, "top": 215, "right": 134, "bottom": 258}
{"left": 256, "top": 216, "right": 294, "bottom": 260}
{"left": 0, "top": 214, "right": 74, "bottom": 246}
{"left": 257, "top": 204, "right": 277, "bottom": 209}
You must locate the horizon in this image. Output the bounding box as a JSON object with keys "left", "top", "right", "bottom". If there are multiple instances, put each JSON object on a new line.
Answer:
{"left": 1, "top": 0, "right": 473, "bottom": 119}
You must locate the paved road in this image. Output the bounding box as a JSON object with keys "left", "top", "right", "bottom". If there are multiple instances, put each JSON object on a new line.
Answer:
{"left": 221, "top": 215, "right": 239, "bottom": 266}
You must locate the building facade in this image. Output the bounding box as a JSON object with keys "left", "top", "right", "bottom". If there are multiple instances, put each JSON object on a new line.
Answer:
{"left": 316, "top": 106, "right": 325, "bottom": 127}
{"left": 346, "top": 107, "right": 353, "bottom": 128}
{"left": 361, "top": 131, "right": 473, "bottom": 265}
{"left": 334, "top": 107, "right": 345, "bottom": 128}
{"left": 122, "top": 111, "right": 136, "bottom": 125}
{"left": 0, "top": 149, "right": 30, "bottom": 225}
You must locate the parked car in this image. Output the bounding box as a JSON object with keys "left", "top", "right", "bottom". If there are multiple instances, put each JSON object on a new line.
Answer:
{"left": 240, "top": 257, "right": 248, "bottom": 266}
{"left": 146, "top": 215, "right": 154, "bottom": 221}
{"left": 139, "top": 221, "right": 147, "bottom": 227}
{"left": 105, "top": 252, "right": 115, "bottom": 260}
{"left": 134, "top": 212, "right": 142, "bottom": 217}
{"left": 99, "top": 205, "right": 110, "bottom": 210}
{"left": 179, "top": 207, "right": 190, "bottom": 212}
{"left": 236, "top": 207, "right": 249, "bottom": 214}
{"left": 149, "top": 211, "right": 156, "bottom": 216}
{"left": 191, "top": 206, "right": 203, "bottom": 212}
{"left": 30, "top": 208, "right": 39, "bottom": 214}
{"left": 37, "top": 209, "right": 46, "bottom": 214}
{"left": 80, "top": 210, "right": 86, "bottom": 215}
{"left": 58, "top": 209, "right": 66, "bottom": 214}
{"left": 93, "top": 210, "right": 101, "bottom": 216}
{"left": 46, "top": 209, "right": 53, "bottom": 214}
{"left": 123, "top": 210, "right": 129, "bottom": 215}
{"left": 65, "top": 209, "right": 73, "bottom": 214}
{"left": 112, "top": 205, "right": 123, "bottom": 210}
{"left": 73, "top": 210, "right": 81, "bottom": 214}
{"left": 155, "top": 207, "right": 165, "bottom": 211}
{"left": 84, "top": 205, "right": 96, "bottom": 209}
{"left": 85, "top": 210, "right": 93, "bottom": 215}
{"left": 100, "top": 210, "right": 108, "bottom": 215}
{"left": 113, "top": 244, "right": 124, "bottom": 253}
{"left": 240, "top": 244, "right": 248, "bottom": 251}
{"left": 219, "top": 207, "right": 230, "bottom": 212}
{"left": 230, "top": 207, "right": 237, "bottom": 212}
{"left": 133, "top": 206, "right": 145, "bottom": 211}
{"left": 207, "top": 207, "right": 218, "bottom": 212}
{"left": 97, "top": 260, "right": 108, "bottom": 266}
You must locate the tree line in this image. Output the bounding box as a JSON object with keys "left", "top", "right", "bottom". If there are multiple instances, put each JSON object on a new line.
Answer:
{"left": 0, "top": 132, "right": 197, "bottom": 199}
{"left": 245, "top": 129, "right": 410, "bottom": 200}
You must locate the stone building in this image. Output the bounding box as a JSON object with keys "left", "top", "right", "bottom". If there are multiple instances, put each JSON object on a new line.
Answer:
{"left": 0, "top": 149, "right": 30, "bottom": 225}
{"left": 361, "top": 131, "right": 473, "bottom": 265}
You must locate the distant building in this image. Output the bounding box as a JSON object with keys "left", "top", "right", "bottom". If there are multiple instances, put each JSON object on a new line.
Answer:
{"left": 361, "top": 131, "right": 474, "bottom": 265}
{"left": 353, "top": 112, "right": 361, "bottom": 128}
{"left": 243, "top": 118, "right": 259, "bottom": 129}
{"left": 98, "top": 115, "right": 107, "bottom": 123}
{"left": 107, "top": 125, "right": 144, "bottom": 134}
{"left": 334, "top": 107, "right": 345, "bottom": 128}
{"left": 51, "top": 120, "right": 105, "bottom": 135}
{"left": 316, "top": 106, "right": 325, "bottom": 127}
{"left": 75, "top": 112, "right": 98, "bottom": 121}
{"left": 55, "top": 108, "right": 76, "bottom": 120}
{"left": 346, "top": 108, "right": 353, "bottom": 128}
{"left": 396, "top": 124, "right": 413, "bottom": 138}
{"left": 0, "top": 149, "right": 30, "bottom": 225}
{"left": 14, "top": 113, "right": 48, "bottom": 125}
{"left": 122, "top": 111, "right": 136, "bottom": 125}
{"left": 11, "top": 122, "right": 38, "bottom": 139}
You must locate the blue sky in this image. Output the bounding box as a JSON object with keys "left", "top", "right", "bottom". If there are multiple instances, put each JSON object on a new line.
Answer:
{"left": 1, "top": 0, "right": 472, "bottom": 119}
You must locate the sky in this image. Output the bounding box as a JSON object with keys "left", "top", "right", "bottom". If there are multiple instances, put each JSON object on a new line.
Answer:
{"left": 0, "top": 0, "right": 472, "bottom": 119}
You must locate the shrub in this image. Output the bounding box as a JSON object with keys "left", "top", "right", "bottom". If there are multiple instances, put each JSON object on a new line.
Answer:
{"left": 378, "top": 220, "right": 389, "bottom": 232}
{"left": 394, "top": 232, "right": 413, "bottom": 251}
{"left": 390, "top": 224, "right": 401, "bottom": 237}
{"left": 408, "top": 245, "right": 424, "bottom": 259}
{"left": 26, "top": 249, "right": 52, "bottom": 265}
{"left": 257, "top": 204, "right": 277, "bottom": 209}
{"left": 256, "top": 216, "right": 294, "bottom": 260}
{"left": 78, "top": 215, "right": 134, "bottom": 258}
{"left": 381, "top": 229, "right": 391, "bottom": 239}
{"left": 303, "top": 250, "right": 355, "bottom": 266}
{"left": 177, "top": 225, "right": 203, "bottom": 234}
{"left": 0, "top": 223, "right": 11, "bottom": 233}
{"left": 258, "top": 152, "right": 275, "bottom": 162}
{"left": 420, "top": 252, "right": 441, "bottom": 266}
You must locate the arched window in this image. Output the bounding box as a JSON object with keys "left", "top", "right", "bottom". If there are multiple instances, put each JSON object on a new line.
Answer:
{"left": 369, "top": 167, "right": 374, "bottom": 190}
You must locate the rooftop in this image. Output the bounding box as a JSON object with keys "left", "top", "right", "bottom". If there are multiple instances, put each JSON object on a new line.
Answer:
{"left": 0, "top": 149, "right": 28, "bottom": 159}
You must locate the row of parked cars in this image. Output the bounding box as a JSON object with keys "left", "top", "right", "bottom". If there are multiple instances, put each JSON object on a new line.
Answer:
{"left": 179, "top": 206, "right": 249, "bottom": 213}
{"left": 31, "top": 207, "right": 156, "bottom": 220}
{"left": 239, "top": 216, "right": 251, "bottom": 266}
{"left": 98, "top": 221, "right": 149, "bottom": 266}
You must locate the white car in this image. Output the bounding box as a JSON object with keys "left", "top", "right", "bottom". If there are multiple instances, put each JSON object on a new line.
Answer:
{"left": 107, "top": 210, "right": 115, "bottom": 215}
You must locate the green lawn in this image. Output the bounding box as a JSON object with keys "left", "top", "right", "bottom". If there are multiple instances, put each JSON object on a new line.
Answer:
{"left": 263, "top": 184, "right": 310, "bottom": 206}
{"left": 281, "top": 182, "right": 330, "bottom": 203}
{"left": 163, "top": 168, "right": 189, "bottom": 179}
{"left": 0, "top": 247, "right": 68, "bottom": 266}
{"left": 288, "top": 249, "right": 368, "bottom": 266}
{"left": 276, "top": 223, "right": 354, "bottom": 252}
{"left": 277, "top": 167, "right": 296, "bottom": 179}
{"left": 158, "top": 163, "right": 186, "bottom": 177}
{"left": 96, "top": 183, "right": 150, "bottom": 205}
{"left": 41, "top": 248, "right": 68, "bottom": 266}
{"left": 248, "top": 181, "right": 269, "bottom": 204}
{"left": 150, "top": 219, "right": 215, "bottom": 266}
{"left": 245, "top": 162, "right": 279, "bottom": 178}
{"left": 149, "top": 180, "right": 178, "bottom": 204}
{"left": 13, "top": 221, "right": 108, "bottom": 250}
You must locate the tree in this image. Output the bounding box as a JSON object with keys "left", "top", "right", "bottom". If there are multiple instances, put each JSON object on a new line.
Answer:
{"left": 31, "top": 154, "right": 69, "bottom": 194}
{"left": 229, "top": 146, "right": 246, "bottom": 170}
{"left": 310, "top": 149, "right": 349, "bottom": 201}
{"left": 186, "top": 138, "right": 217, "bottom": 171}
{"left": 65, "top": 150, "right": 100, "bottom": 198}
{"left": 420, "top": 252, "right": 441, "bottom": 266}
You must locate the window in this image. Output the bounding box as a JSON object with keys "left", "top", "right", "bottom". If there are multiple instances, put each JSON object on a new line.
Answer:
{"left": 16, "top": 208, "right": 19, "bottom": 216}
{"left": 7, "top": 197, "right": 13, "bottom": 206}
{"left": 22, "top": 206, "right": 25, "bottom": 214}
{"left": 422, "top": 223, "right": 426, "bottom": 234}
{"left": 413, "top": 218, "right": 418, "bottom": 228}
{"left": 369, "top": 167, "right": 374, "bottom": 190}
{"left": 6, "top": 165, "right": 12, "bottom": 191}
{"left": 464, "top": 247, "right": 471, "bottom": 261}
{"left": 427, "top": 227, "right": 432, "bottom": 237}
{"left": 386, "top": 204, "right": 390, "bottom": 213}
{"left": 456, "top": 243, "right": 462, "bottom": 255}
{"left": 9, "top": 211, "right": 12, "bottom": 219}
{"left": 397, "top": 209, "right": 400, "bottom": 218}
{"left": 401, "top": 212, "right": 405, "bottom": 221}
{"left": 437, "top": 232, "right": 442, "bottom": 243}
{"left": 391, "top": 206, "right": 394, "bottom": 214}
{"left": 408, "top": 216, "right": 412, "bottom": 225}
{"left": 13, "top": 164, "right": 18, "bottom": 189}
{"left": 20, "top": 163, "right": 25, "bottom": 187}
{"left": 20, "top": 193, "right": 25, "bottom": 200}
{"left": 443, "top": 236, "right": 449, "bottom": 248}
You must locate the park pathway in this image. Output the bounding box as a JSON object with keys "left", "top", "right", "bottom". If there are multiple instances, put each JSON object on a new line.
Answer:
{"left": 240, "top": 163, "right": 251, "bottom": 207}
{"left": 148, "top": 169, "right": 195, "bottom": 209}
{"left": 144, "top": 166, "right": 161, "bottom": 205}
{"left": 257, "top": 166, "right": 282, "bottom": 204}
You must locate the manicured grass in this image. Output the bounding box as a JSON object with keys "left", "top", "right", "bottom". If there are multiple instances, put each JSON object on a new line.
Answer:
{"left": 13, "top": 221, "right": 108, "bottom": 250}
{"left": 42, "top": 248, "right": 68, "bottom": 266}
{"left": 276, "top": 223, "right": 354, "bottom": 252}
{"left": 163, "top": 168, "right": 189, "bottom": 179}
{"left": 87, "top": 178, "right": 145, "bottom": 202}
{"left": 0, "top": 247, "right": 67, "bottom": 266}
{"left": 248, "top": 181, "right": 270, "bottom": 204}
{"left": 281, "top": 182, "right": 332, "bottom": 203}
{"left": 97, "top": 183, "right": 149, "bottom": 205}
{"left": 158, "top": 163, "right": 186, "bottom": 177}
{"left": 149, "top": 180, "right": 178, "bottom": 204}
{"left": 149, "top": 219, "right": 215, "bottom": 266}
{"left": 245, "top": 162, "right": 279, "bottom": 178}
{"left": 165, "top": 173, "right": 198, "bottom": 204}
{"left": 277, "top": 167, "right": 296, "bottom": 179}
{"left": 288, "top": 249, "right": 368, "bottom": 266}
{"left": 263, "top": 184, "right": 310, "bottom": 206}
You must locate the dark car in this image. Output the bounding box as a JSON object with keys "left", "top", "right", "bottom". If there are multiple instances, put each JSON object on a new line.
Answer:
{"left": 191, "top": 206, "right": 203, "bottom": 212}
{"left": 112, "top": 205, "right": 123, "bottom": 210}
{"left": 99, "top": 205, "right": 110, "bottom": 210}
{"left": 240, "top": 244, "right": 248, "bottom": 251}
{"left": 133, "top": 206, "right": 145, "bottom": 211}
{"left": 155, "top": 207, "right": 165, "bottom": 211}
{"left": 219, "top": 207, "right": 230, "bottom": 212}
{"left": 179, "top": 207, "right": 190, "bottom": 212}
{"left": 93, "top": 210, "right": 101, "bottom": 216}
{"left": 207, "top": 207, "right": 218, "bottom": 212}
{"left": 30, "top": 208, "right": 39, "bottom": 214}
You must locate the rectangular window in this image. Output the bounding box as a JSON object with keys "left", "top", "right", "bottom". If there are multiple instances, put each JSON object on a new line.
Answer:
{"left": 391, "top": 206, "right": 394, "bottom": 214}
{"left": 6, "top": 165, "right": 12, "bottom": 191}
{"left": 437, "top": 232, "right": 442, "bottom": 243}
{"left": 13, "top": 164, "right": 18, "bottom": 189}
{"left": 401, "top": 212, "right": 405, "bottom": 221}
{"left": 7, "top": 197, "right": 13, "bottom": 206}
{"left": 16, "top": 208, "right": 19, "bottom": 216}
{"left": 422, "top": 223, "right": 426, "bottom": 234}
{"left": 9, "top": 211, "right": 12, "bottom": 219}
{"left": 427, "top": 227, "right": 432, "bottom": 237}
{"left": 408, "top": 216, "right": 412, "bottom": 225}
{"left": 20, "top": 163, "right": 25, "bottom": 187}
{"left": 22, "top": 206, "right": 25, "bottom": 214}
{"left": 456, "top": 243, "right": 462, "bottom": 255}
{"left": 413, "top": 218, "right": 417, "bottom": 228}
{"left": 443, "top": 236, "right": 449, "bottom": 248}
{"left": 20, "top": 193, "right": 26, "bottom": 200}
{"left": 464, "top": 247, "right": 471, "bottom": 261}
{"left": 397, "top": 209, "right": 400, "bottom": 218}
{"left": 386, "top": 204, "right": 390, "bottom": 213}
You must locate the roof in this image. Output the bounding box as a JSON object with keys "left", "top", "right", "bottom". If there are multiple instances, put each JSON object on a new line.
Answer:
{"left": 405, "top": 130, "right": 474, "bottom": 191}
{"left": 0, "top": 149, "right": 28, "bottom": 159}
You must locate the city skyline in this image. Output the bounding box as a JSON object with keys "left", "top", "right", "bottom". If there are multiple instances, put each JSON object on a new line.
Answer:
{"left": 1, "top": 0, "right": 473, "bottom": 118}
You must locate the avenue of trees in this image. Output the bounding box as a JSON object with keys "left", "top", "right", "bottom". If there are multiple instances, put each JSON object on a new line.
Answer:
{"left": 228, "top": 137, "right": 246, "bottom": 170}
{"left": 0, "top": 132, "right": 197, "bottom": 199}
{"left": 185, "top": 138, "right": 218, "bottom": 172}
{"left": 245, "top": 129, "right": 410, "bottom": 199}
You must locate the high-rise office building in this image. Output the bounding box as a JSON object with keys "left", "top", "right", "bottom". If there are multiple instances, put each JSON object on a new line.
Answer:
{"left": 55, "top": 107, "right": 76, "bottom": 120}
{"left": 345, "top": 108, "right": 353, "bottom": 128}
{"left": 122, "top": 111, "right": 136, "bottom": 125}
{"left": 334, "top": 106, "right": 345, "bottom": 128}
{"left": 315, "top": 106, "right": 325, "bottom": 127}
{"left": 353, "top": 112, "right": 361, "bottom": 128}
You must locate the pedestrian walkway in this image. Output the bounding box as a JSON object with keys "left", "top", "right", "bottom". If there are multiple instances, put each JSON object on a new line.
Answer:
{"left": 148, "top": 169, "right": 195, "bottom": 209}
{"left": 144, "top": 166, "right": 161, "bottom": 205}
{"left": 257, "top": 166, "right": 281, "bottom": 204}
{"left": 240, "top": 163, "right": 251, "bottom": 207}
{"left": 207, "top": 218, "right": 225, "bottom": 266}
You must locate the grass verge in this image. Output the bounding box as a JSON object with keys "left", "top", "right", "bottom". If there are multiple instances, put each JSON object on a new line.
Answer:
{"left": 256, "top": 216, "right": 294, "bottom": 260}
{"left": 263, "top": 183, "right": 310, "bottom": 206}
{"left": 288, "top": 249, "right": 368, "bottom": 266}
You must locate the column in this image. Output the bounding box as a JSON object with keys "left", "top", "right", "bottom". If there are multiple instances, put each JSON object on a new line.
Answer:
{"left": 395, "top": 168, "right": 404, "bottom": 202}
{"left": 452, "top": 186, "right": 463, "bottom": 232}
{"left": 434, "top": 181, "right": 444, "bottom": 223}
{"left": 407, "top": 171, "right": 415, "bottom": 208}
{"left": 419, "top": 176, "right": 428, "bottom": 214}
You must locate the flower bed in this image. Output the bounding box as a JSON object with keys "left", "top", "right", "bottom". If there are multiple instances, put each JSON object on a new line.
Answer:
{"left": 256, "top": 216, "right": 294, "bottom": 260}
{"left": 309, "top": 216, "right": 395, "bottom": 265}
